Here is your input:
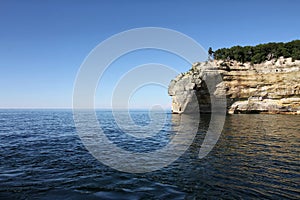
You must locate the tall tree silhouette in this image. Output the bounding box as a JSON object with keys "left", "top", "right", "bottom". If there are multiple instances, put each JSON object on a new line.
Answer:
{"left": 208, "top": 47, "right": 214, "bottom": 61}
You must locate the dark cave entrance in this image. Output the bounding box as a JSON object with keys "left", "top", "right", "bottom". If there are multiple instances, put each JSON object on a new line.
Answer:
{"left": 195, "top": 81, "right": 212, "bottom": 114}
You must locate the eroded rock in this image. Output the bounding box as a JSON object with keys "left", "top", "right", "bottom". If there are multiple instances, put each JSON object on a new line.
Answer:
{"left": 168, "top": 57, "right": 300, "bottom": 114}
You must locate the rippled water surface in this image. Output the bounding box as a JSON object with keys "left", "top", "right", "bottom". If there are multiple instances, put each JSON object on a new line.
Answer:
{"left": 0, "top": 110, "right": 299, "bottom": 199}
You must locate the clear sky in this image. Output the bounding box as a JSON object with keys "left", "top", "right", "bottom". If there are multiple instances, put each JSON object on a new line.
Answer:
{"left": 1, "top": 0, "right": 299, "bottom": 109}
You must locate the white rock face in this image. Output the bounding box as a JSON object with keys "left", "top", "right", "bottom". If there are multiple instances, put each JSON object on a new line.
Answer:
{"left": 169, "top": 74, "right": 197, "bottom": 113}
{"left": 168, "top": 58, "right": 300, "bottom": 114}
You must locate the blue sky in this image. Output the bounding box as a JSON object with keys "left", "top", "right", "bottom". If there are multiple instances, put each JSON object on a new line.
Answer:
{"left": 0, "top": 0, "right": 299, "bottom": 109}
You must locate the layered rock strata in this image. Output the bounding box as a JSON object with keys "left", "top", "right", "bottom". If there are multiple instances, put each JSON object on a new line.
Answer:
{"left": 168, "top": 57, "right": 300, "bottom": 114}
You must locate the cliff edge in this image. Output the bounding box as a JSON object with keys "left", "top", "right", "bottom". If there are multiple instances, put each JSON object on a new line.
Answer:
{"left": 168, "top": 57, "right": 300, "bottom": 114}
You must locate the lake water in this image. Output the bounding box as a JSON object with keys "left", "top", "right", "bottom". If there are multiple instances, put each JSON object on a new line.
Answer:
{"left": 0, "top": 110, "right": 299, "bottom": 199}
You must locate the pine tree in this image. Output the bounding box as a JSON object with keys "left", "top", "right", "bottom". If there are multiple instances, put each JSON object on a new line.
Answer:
{"left": 208, "top": 47, "right": 214, "bottom": 61}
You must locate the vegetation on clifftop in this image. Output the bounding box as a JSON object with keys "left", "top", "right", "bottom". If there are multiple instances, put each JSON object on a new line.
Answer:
{"left": 212, "top": 40, "right": 300, "bottom": 64}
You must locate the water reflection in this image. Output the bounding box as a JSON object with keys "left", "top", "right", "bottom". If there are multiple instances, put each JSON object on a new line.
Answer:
{"left": 148, "top": 114, "right": 300, "bottom": 199}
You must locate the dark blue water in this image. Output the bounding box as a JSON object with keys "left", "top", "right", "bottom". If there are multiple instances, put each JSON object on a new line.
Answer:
{"left": 0, "top": 110, "right": 299, "bottom": 199}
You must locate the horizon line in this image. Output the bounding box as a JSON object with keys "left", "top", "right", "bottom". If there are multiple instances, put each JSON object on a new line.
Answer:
{"left": 0, "top": 107, "right": 172, "bottom": 110}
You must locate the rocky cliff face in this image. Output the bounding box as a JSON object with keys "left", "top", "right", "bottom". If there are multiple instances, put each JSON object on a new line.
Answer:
{"left": 168, "top": 57, "right": 300, "bottom": 114}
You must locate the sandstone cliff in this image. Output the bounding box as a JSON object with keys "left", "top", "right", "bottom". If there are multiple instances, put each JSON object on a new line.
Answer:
{"left": 168, "top": 57, "right": 300, "bottom": 114}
